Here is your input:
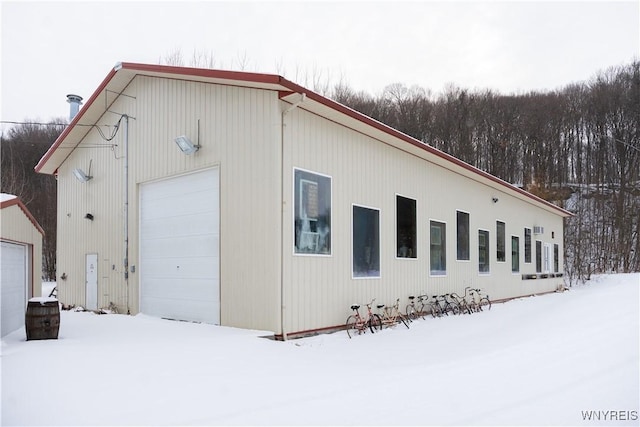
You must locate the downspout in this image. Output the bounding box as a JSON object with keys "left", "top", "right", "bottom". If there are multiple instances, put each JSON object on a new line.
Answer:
{"left": 123, "top": 115, "right": 130, "bottom": 314}
{"left": 280, "top": 93, "right": 306, "bottom": 341}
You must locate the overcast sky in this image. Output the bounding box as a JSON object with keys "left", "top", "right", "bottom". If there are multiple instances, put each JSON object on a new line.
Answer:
{"left": 1, "top": 1, "right": 638, "bottom": 127}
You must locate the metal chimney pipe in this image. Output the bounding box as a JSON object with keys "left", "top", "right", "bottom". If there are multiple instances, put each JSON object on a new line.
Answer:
{"left": 66, "top": 94, "right": 83, "bottom": 121}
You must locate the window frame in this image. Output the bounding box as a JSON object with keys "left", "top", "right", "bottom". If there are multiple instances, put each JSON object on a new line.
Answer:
{"left": 395, "top": 194, "right": 417, "bottom": 260}
{"left": 524, "top": 228, "right": 532, "bottom": 263}
{"left": 478, "top": 229, "right": 490, "bottom": 274}
{"left": 456, "top": 210, "right": 470, "bottom": 261}
{"left": 496, "top": 220, "right": 506, "bottom": 263}
{"left": 429, "top": 219, "right": 447, "bottom": 276}
{"left": 535, "top": 240, "right": 543, "bottom": 273}
{"left": 293, "top": 168, "right": 332, "bottom": 256}
{"left": 554, "top": 243, "right": 559, "bottom": 273}
{"left": 511, "top": 235, "right": 520, "bottom": 273}
{"left": 352, "top": 203, "right": 381, "bottom": 279}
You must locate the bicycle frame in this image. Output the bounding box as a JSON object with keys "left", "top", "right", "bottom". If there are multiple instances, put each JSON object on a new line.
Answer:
{"left": 346, "top": 299, "right": 381, "bottom": 338}
{"left": 378, "top": 299, "right": 410, "bottom": 329}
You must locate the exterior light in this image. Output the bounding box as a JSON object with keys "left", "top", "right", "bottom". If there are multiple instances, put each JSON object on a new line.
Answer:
{"left": 175, "top": 135, "right": 200, "bottom": 155}
{"left": 73, "top": 168, "right": 92, "bottom": 182}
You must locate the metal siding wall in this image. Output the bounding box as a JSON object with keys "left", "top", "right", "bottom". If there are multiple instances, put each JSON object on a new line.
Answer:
{"left": 56, "top": 76, "right": 281, "bottom": 331}
{"left": 283, "top": 107, "right": 566, "bottom": 334}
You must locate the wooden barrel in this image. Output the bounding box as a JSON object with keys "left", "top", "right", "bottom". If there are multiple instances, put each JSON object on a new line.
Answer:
{"left": 25, "top": 298, "right": 60, "bottom": 340}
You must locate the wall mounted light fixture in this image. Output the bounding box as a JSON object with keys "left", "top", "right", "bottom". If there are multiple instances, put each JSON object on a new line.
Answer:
{"left": 73, "top": 159, "right": 93, "bottom": 182}
{"left": 73, "top": 168, "right": 93, "bottom": 182}
{"left": 175, "top": 135, "right": 200, "bottom": 155}
{"left": 84, "top": 213, "right": 94, "bottom": 221}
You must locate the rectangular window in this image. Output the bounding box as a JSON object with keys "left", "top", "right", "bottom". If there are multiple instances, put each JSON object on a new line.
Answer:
{"left": 544, "top": 243, "right": 551, "bottom": 273}
{"left": 396, "top": 195, "right": 416, "bottom": 258}
{"left": 554, "top": 244, "right": 559, "bottom": 273}
{"left": 456, "top": 211, "right": 470, "bottom": 261}
{"left": 430, "top": 221, "right": 446, "bottom": 275}
{"left": 478, "top": 229, "right": 490, "bottom": 273}
{"left": 511, "top": 236, "right": 520, "bottom": 273}
{"left": 294, "top": 169, "right": 331, "bottom": 255}
{"left": 496, "top": 221, "right": 506, "bottom": 262}
{"left": 353, "top": 205, "right": 380, "bottom": 278}
{"left": 524, "top": 228, "right": 532, "bottom": 263}
{"left": 536, "top": 240, "right": 542, "bottom": 273}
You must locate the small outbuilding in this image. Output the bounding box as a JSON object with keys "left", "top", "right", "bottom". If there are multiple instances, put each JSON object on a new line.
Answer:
{"left": 36, "top": 63, "right": 573, "bottom": 338}
{"left": 1, "top": 194, "right": 44, "bottom": 337}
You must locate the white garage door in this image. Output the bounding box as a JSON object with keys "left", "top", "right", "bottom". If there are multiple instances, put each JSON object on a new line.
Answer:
{"left": 139, "top": 168, "right": 220, "bottom": 324}
{"left": 1, "top": 241, "right": 28, "bottom": 337}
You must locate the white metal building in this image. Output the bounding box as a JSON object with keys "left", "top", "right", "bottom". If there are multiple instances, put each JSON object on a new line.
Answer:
{"left": 36, "top": 63, "right": 572, "bottom": 338}
{"left": 1, "top": 194, "right": 44, "bottom": 337}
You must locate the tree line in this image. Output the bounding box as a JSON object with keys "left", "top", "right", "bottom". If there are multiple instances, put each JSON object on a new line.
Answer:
{"left": 1, "top": 121, "right": 64, "bottom": 280}
{"left": 2, "top": 59, "right": 638, "bottom": 282}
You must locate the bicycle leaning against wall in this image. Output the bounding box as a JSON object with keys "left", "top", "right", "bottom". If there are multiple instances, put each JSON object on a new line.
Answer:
{"left": 377, "top": 298, "right": 410, "bottom": 329}
{"left": 405, "top": 294, "right": 428, "bottom": 322}
{"left": 345, "top": 299, "right": 383, "bottom": 338}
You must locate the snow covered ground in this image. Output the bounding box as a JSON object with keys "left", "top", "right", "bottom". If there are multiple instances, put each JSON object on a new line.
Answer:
{"left": 2, "top": 274, "right": 638, "bottom": 426}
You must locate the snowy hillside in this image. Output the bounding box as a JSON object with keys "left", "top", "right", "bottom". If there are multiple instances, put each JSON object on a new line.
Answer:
{"left": 2, "top": 274, "right": 638, "bottom": 426}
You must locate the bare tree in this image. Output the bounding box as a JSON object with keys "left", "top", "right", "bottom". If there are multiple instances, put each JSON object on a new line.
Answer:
{"left": 1, "top": 120, "right": 65, "bottom": 280}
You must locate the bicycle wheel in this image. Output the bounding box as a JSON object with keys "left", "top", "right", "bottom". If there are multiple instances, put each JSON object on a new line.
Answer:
{"left": 405, "top": 305, "right": 417, "bottom": 322}
{"left": 429, "top": 303, "right": 441, "bottom": 318}
{"left": 479, "top": 297, "right": 492, "bottom": 311}
{"left": 443, "top": 303, "right": 454, "bottom": 316}
{"left": 450, "top": 303, "right": 461, "bottom": 315}
{"left": 459, "top": 302, "right": 471, "bottom": 315}
{"left": 368, "top": 314, "right": 383, "bottom": 333}
{"left": 346, "top": 315, "right": 361, "bottom": 339}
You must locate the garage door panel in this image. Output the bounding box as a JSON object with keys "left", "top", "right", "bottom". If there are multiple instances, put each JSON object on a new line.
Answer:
{"left": 1, "top": 241, "right": 27, "bottom": 337}
{"left": 140, "top": 278, "right": 218, "bottom": 300}
{"left": 141, "top": 294, "right": 219, "bottom": 323}
{"left": 142, "top": 235, "right": 219, "bottom": 259}
{"left": 139, "top": 168, "right": 220, "bottom": 325}
{"left": 140, "top": 194, "right": 218, "bottom": 221}
{"left": 140, "top": 214, "right": 219, "bottom": 239}
{"left": 141, "top": 174, "right": 218, "bottom": 200}
{"left": 141, "top": 257, "right": 219, "bottom": 279}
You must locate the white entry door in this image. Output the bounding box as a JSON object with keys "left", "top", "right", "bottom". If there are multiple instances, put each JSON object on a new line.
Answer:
{"left": 1, "top": 241, "right": 28, "bottom": 337}
{"left": 86, "top": 253, "right": 98, "bottom": 310}
{"left": 139, "top": 168, "right": 220, "bottom": 324}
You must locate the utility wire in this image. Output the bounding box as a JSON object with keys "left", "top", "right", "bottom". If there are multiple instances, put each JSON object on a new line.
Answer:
{"left": 2, "top": 117, "right": 125, "bottom": 143}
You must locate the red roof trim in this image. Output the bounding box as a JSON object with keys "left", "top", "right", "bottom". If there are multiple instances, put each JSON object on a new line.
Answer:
{"left": 118, "top": 62, "right": 283, "bottom": 85}
{"left": 0, "top": 197, "right": 45, "bottom": 236}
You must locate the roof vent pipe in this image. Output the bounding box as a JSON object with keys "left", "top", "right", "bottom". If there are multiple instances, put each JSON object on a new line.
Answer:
{"left": 66, "top": 94, "right": 83, "bottom": 121}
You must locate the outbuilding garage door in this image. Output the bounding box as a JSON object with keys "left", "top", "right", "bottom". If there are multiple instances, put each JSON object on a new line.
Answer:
{"left": 139, "top": 168, "right": 220, "bottom": 324}
{"left": 1, "top": 241, "right": 27, "bottom": 337}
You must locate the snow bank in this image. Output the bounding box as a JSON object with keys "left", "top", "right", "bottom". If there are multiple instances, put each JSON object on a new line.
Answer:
{"left": 1, "top": 274, "right": 638, "bottom": 426}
